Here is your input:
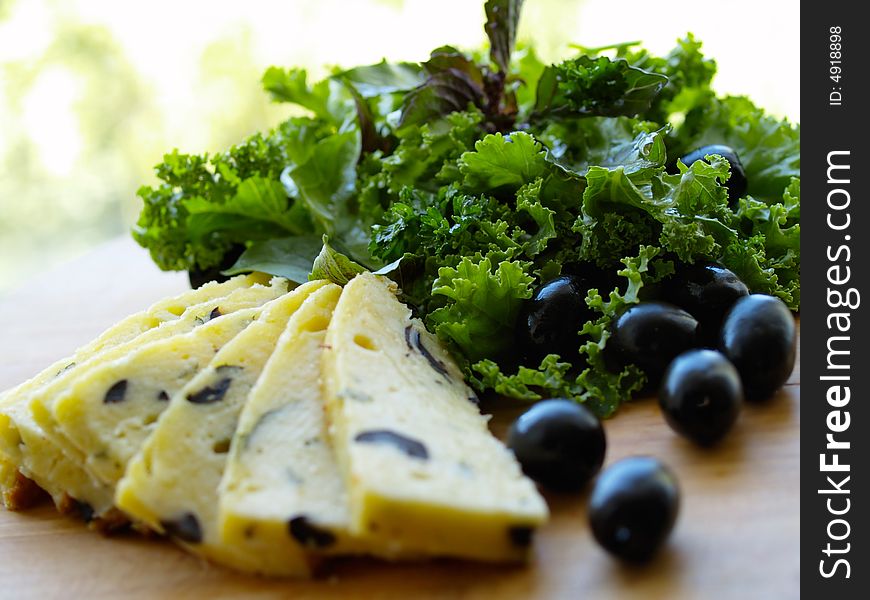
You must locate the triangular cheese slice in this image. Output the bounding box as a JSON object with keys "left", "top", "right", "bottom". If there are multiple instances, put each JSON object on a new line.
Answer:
{"left": 0, "top": 274, "right": 264, "bottom": 408}
{"left": 321, "top": 273, "right": 548, "bottom": 562}
{"left": 0, "top": 275, "right": 280, "bottom": 524}
{"left": 116, "top": 281, "right": 331, "bottom": 572}
{"left": 1, "top": 274, "right": 268, "bottom": 470}
{"left": 216, "top": 283, "right": 351, "bottom": 576}
{"left": 50, "top": 306, "right": 270, "bottom": 488}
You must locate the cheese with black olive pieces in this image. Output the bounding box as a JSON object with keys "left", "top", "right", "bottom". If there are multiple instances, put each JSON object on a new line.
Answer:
{"left": 5, "top": 403, "right": 116, "bottom": 518}
{"left": 0, "top": 273, "right": 266, "bottom": 464}
{"left": 216, "top": 283, "right": 357, "bottom": 576}
{"left": 1, "top": 273, "right": 266, "bottom": 415}
{"left": 321, "top": 272, "right": 549, "bottom": 562}
{"left": 2, "top": 270, "right": 551, "bottom": 572}
{"left": 0, "top": 274, "right": 279, "bottom": 521}
{"left": 30, "top": 276, "right": 288, "bottom": 465}
{"left": 47, "top": 282, "right": 290, "bottom": 488}
{"left": 116, "top": 281, "right": 330, "bottom": 573}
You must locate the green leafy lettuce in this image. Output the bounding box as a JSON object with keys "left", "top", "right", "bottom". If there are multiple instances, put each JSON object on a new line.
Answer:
{"left": 133, "top": 5, "right": 800, "bottom": 417}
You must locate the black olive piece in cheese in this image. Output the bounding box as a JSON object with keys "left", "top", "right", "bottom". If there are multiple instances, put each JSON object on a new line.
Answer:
{"left": 161, "top": 512, "right": 203, "bottom": 544}
{"left": 103, "top": 380, "right": 128, "bottom": 404}
{"left": 354, "top": 429, "right": 430, "bottom": 460}
{"left": 287, "top": 516, "right": 337, "bottom": 549}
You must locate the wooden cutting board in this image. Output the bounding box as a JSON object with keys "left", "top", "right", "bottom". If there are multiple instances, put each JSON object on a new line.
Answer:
{"left": 0, "top": 238, "right": 800, "bottom": 599}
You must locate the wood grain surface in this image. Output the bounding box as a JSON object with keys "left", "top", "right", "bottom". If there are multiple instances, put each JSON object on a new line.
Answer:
{"left": 0, "top": 238, "right": 800, "bottom": 600}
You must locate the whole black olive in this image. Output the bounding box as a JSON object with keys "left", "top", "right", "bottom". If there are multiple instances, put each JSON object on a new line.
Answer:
{"left": 719, "top": 294, "right": 796, "bottom": 401}
{"left": 589, "top": 456, "right": 680, "bottom": 562}
{"left": 680, "top": 144, "right": 748, "bottom": 205}
{"left": 659, "top": 349, "right": 743, "bottom": 445}
{"left": 516, "top": 276, "right": 595, "bottom": 365}
{"left": 188, "top": 244, "right": 246, "bottom": 289}
{"left": 664, "top": 263, "right": 749, "bottom": 346}
{"left": 607, "top": 302, "right": 698, "bottom": 386}
{"left": 507, "top": 399, "right": 606, "bottom": 492}
{"left": 561, "top": 262, "right": 623, "bottom": 295}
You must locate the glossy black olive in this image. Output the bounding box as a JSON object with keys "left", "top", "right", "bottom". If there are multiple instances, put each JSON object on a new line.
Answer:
{"left": 659, "top": 349, "right": 743, "bottom": 445}
{"left": 561, "top": 262, "right": 623, "bottom": 294}
{"left": 589, "top": 456, "right": 680, "bottom": 562}
{"left": 664, "top": 263, "right": 749, "bottom": 346}
{"left": 607, "top": 302, "right": 698, "bottom": 386}
{"left": 681, "top": 144, "right": 747, "bottom": 205}
{"left": 719, "top": 294, "right": 796, "bottom": 401}
{"left": 516, "top": 276, "right": 595, "bottom": 365}
{"left": 188, "top": 244, "right": 246, "bottom": 289}
{"left": 507, "top": 399, "right": 606, "bottom": 492}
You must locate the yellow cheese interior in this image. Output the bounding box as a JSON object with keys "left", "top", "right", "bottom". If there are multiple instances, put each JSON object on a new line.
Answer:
{"left": 0, "top": 275, "right": 274, "bottom": 517}
{"left": 322, "top": 272, "right": 548, "bottom": 562}
{"left": 116, "top": 281, "right": 328, "bottom": 574}
{"left": 22, "top": 281, "right": 286, "bottom": 500}
{"left": 1, "top": 274, "right": 268, "bottom": 466}
{"left": 0, "top": 274, "right": 262, "bottom": 410}
{"left": 54, "top": 305, "right": 268, "bottom": 487}
{"left": 30, "top": 277, "right": 288, "bottom": 465}
{"left": 217, "top": 283, "right": 361, "bottom": 576}
{"left": 6, "top": 403, "right": 115, "bottom": 515}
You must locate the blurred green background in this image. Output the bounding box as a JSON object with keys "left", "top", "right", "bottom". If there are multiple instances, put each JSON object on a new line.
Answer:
{"left": 0, "top": 0, "right": 799, "bottom": 295}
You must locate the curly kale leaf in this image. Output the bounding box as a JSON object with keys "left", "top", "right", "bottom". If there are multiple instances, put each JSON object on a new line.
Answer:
{"left": 537, "top": 118, "right": 667, "bottom": 177}
{"left": 675, "top": 96, "right": 800, "bottom": 203}
{"left": 133, "top": 118, "right": 326, "bottom": 271}
{"left": 575, "top": 155, "right": 735, "bottom": 267}
{"left": 428, "top": 254, "right": 535, "bottom": 362}
{"left": 534, "top": 56, "right": 667, "bottom": 119}
{"left": 459, "top": 131, "right": 549, "bottom": 192}
{"left": 619, "top": 33, "right": 717, "bottom": 124}
{"left": 724, "top": 177, "right": 800, "bottom": 307}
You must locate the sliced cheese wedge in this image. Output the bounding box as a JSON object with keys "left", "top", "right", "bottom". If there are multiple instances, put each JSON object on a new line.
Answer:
{"left": 49, "top": 303, "right": 277, "bottom": 488}
{"left": 116, "top": 281, "right": 331, "bottom": 572}
{"left": 0, "top": 274, "right": 264, "bottom": 410}
{"left": 1, "top": 273, "right": 268, "bottom": 468}
{"left": 0, "top": 279, "right": 286, "bottom": 516}
{"left": 29, "top": 277, "right": 289, "bottom": 466}
{"left": 217, "top": 283, "right": 353, "bottom": 576}
{"left": 322, "top": 272, "right": 548, "bottom": 562}
{"left": 4, "top": 404, "right": 116, "bottom": 517}
{"left": 0, "top": 275, "right": 281, "bottom": 523}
